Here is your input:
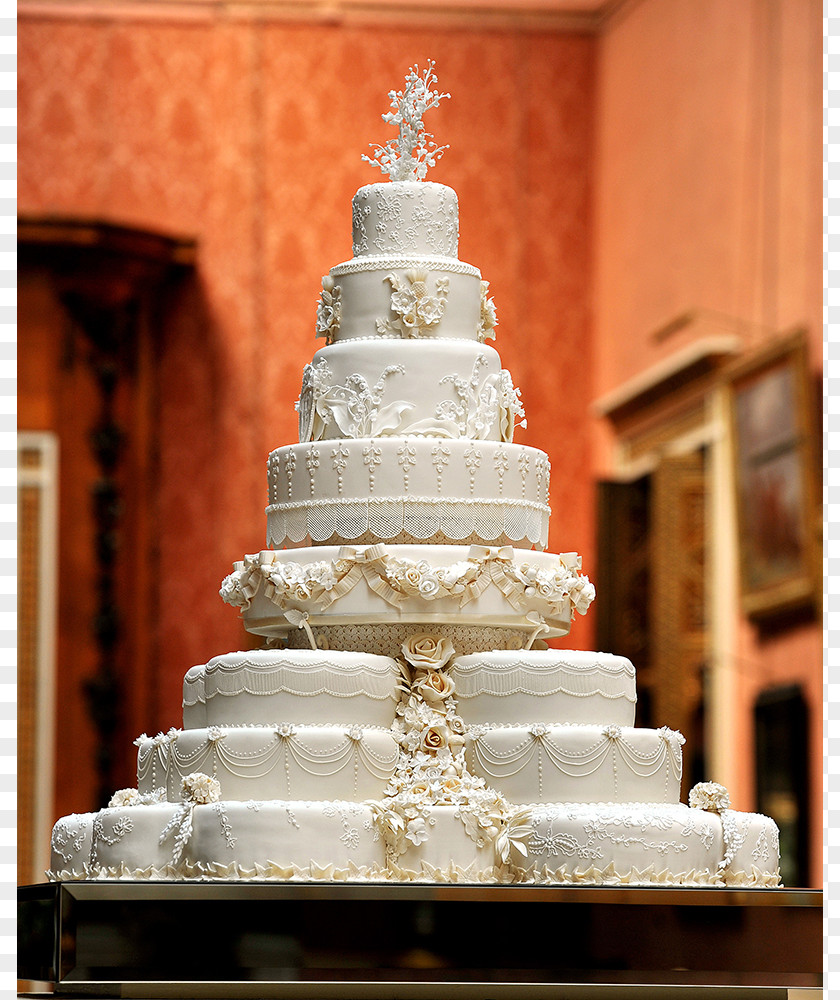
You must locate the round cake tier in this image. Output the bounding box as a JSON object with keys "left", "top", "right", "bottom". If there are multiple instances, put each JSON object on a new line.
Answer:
{"left": 49, "top": 811, "right": 97, "bottom": 876}
{"left": 221, "top": 544, "right": 594, "bottom": 653}
{"left": 49, "top": 801, "right": 499, "bottom": 882}
{"left": 518, "top": 802, "right": 781, "bottom": 887}
{"left": 323, "top": 256, "right": 485, "bottom": 344}
{"left": 352, "top": 181, "right": 458, "bottom": 258}
{"left": 464, "top": 724, "right": 684, "bottom": 805}
{"left": 298, "top": 340, "right": 520, "bottom": 442}
{"left": 49, "top": 799, "right": 781, "bottom": 888}
{"left": 450, "top": 650, "right": 637, "bottom": 727}
{"left": 267, "top": 441, "right": 550, "bottom": 550}
{"left": 182, "top": 649, "right": 401, "bottom": 729}
{"left": 137, "top": 726, "right": 399, "bottom": 803}
{"left": 53, "top": 801, "right": 385, "bottom": 880}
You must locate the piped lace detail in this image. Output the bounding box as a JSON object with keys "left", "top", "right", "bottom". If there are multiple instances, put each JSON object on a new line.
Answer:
{"left": 352, "top": 184, "right": 458, "bottom": 258}
{"left": 267, "top": 495, "right": 549, "bottom": 549}
{"left": 189, "top": 655, "right": 400, "bottom": 704}
{"left": 450, "top": 655, "right": 637, "bottom": 703}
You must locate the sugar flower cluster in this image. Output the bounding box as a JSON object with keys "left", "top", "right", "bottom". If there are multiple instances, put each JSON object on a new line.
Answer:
{"left": 368, "top": 633, "right": 531, "bottom": 867}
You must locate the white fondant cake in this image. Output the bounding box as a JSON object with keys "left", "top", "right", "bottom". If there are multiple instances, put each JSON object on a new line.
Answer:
{"left": 182, "top": 649, "right": 400, "bottom": 728}
{"left": 351, "top": 181, "right": 458, "bottom": 258}
{"left": 227, "top": 545, "right": 589, "bottom": 646}
{"left": 82, "top": 800, "right": 386, "bottom": 880}
{"left": 48, "top": 63, "right": 781, "bottom": 889}
{"left": 298, "top": 340, "right": 519, "bottom": 441}
{"left": 450, "top": 649, "right": 637, "bottom": 726}
{"left": 518, "top": 801, "right": 781, "bottom": 887}
{"left": 137, "top": 725, "right": 399, "bottom": 802}
{"left": 49, "top": 812, "right": 97, "bottom": 876}
{"left": 464, "top": 724, "right": 684, "bottom": 804}
{"left": 321, "top": 257, "right": 483, "bottom": 343}
{"left": 266, "top": 441, "right": 547, "bottom": 549}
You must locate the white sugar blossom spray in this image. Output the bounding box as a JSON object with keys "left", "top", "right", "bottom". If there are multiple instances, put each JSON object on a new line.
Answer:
{"left": 363, "top": 61, "right": 450, "bottom": 181}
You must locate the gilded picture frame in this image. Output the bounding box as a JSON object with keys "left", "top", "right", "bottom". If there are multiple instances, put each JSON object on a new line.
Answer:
{"left": 727, "top": 331, "right": 819, "bottom": 619}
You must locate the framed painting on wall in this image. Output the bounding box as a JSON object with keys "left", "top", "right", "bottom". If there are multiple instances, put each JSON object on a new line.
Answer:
{"left": 727, "top": 330, "right": 819, "bottom": 619}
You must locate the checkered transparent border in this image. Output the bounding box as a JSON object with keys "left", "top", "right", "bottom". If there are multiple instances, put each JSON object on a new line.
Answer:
{"left": 827, "top": 8, "right": 837, "bottom": 995}
{"left": 0, "top": 4, "right": 13, "bottom": 993}
{"left": 1, "top": 3, "right": 13, "bottom": 990}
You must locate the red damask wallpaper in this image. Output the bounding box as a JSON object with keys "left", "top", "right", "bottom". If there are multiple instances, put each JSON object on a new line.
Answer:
{"left": 19, "top": 13, "right": 596, "bottom": 815}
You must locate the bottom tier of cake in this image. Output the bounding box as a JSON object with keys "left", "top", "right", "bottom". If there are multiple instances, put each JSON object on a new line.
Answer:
{"left": 48, "top": 798, "right": 780, "bottom": 887}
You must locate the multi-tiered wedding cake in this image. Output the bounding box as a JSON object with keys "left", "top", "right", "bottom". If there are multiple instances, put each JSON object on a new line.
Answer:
{"left": 48, "top": 65, "right": 781, "bottom": 887}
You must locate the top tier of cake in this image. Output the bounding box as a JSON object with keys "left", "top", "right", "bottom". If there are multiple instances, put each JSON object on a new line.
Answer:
{"left": 315, "top": 178, "right": 495, "bottom": 348}
{"left": 352, "top": 181, "right": 458, "bottom": 258}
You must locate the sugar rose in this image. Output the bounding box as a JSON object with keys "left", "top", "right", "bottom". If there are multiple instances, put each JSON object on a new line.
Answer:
{"left": 402, "top": 634, "right": 456, "bottom": 672}
{"left": 413, "top": 670, "right": 455, "bottom": 704}
{"left": 447, "top": 715, "right": 466, "bottom": 737}
{"left": 421, "top": 723, "right": 449, "bottom": 754}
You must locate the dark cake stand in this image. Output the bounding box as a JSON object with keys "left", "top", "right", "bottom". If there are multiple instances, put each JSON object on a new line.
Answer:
{"left": 19, "top": 880, "right": 822, "bottom": 998}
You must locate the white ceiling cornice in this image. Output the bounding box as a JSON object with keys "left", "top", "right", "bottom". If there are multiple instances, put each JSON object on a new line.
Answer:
{"left": 18, "top": 0, "right": 632, "bottom": 33}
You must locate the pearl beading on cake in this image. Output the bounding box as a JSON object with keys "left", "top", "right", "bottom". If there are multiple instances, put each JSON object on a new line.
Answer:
{"left": 464, "top": 725, "right": 684, "bottom": 804}
{"left": 331, "top": 255, "right": 479, "bottom": 278}
{"left": 137, "top": 726, "right": 400, "bottom": 802}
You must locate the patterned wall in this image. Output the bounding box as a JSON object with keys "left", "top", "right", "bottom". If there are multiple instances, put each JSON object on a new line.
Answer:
{"left": 19, "top": 10, "right": 597, "bottom": 814}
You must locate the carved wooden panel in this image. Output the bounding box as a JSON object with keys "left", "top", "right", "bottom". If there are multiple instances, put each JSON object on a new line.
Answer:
{"left": 595, "top": 477, "right": 652, "bottom": 726}
{"left": 651, "top": 451, "right": 707, "bottom": 794}
{"left": 598, "top": 451, "right": 708, "bottom": 789}
{"left": 18, "top": 220, "right": 195, "bottom": 818}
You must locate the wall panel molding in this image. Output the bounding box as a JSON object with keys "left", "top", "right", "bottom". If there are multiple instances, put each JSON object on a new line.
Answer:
{"left": 18, "top": 431, "right": 59, "bottom": 886}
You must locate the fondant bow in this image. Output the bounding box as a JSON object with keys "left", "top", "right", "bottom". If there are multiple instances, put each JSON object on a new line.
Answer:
{"left": 461, "top": 545, "right": 521, "bottom": 607}
{"left": 243, "top": 553, "right": 270, "bottom": 596}
{"left": 334, "top": 544, "right": 405, "bottom": 607}
{"left": 467, "top": 544, "right": 514, "bottom": 563}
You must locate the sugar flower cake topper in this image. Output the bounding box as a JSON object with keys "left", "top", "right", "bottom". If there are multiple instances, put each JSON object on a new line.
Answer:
{"left": 363, "top": 60, "right": 450, "bottom": 181}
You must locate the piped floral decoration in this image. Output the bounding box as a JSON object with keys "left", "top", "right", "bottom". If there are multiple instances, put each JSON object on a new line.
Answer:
{"left": 377, "top": 269, "right": 449, "bottom": 339}
{"left": 477, "top": 281, "right": 497, "bottom": 343}
{"left": 315, "top": 275, "right": 342, "bottom": 345}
